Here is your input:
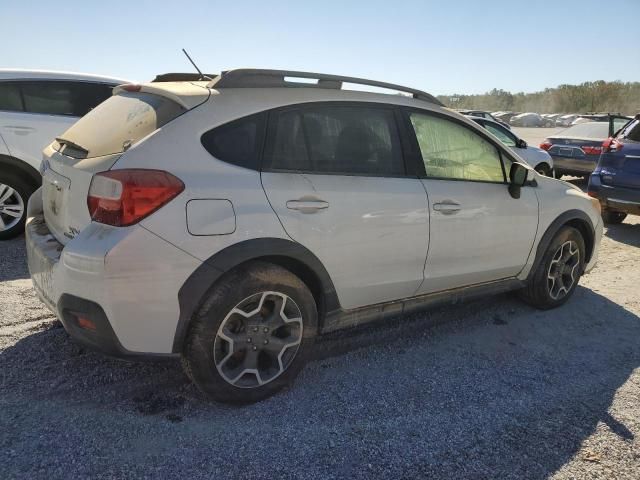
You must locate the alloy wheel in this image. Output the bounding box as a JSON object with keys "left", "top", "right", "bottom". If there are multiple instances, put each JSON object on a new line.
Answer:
{"left": 214, "top": 291, "right": 303, "bottom": 388}
{"left": 0, "top": 183, "right": 25, "bottom": 232}
{"left": 547, "top": 240, "right": 580, "bottom": 300}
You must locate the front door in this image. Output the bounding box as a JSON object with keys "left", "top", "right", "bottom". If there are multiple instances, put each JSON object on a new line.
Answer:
{"left": 404, "top": 110, "right": 538, "bottom": 294}
{"left": 260, "top": 103, "right": 430, "bottom": 309}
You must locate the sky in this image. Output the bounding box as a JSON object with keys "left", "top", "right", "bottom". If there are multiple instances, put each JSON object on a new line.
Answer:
{"left": 2, "top": 0, "right": 639, "bottom": 96}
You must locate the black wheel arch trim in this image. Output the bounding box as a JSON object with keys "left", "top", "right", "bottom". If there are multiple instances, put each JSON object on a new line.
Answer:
{"left": 173, "top": 237, "right": 340, "bottom": 353}
{"left": 0, "top": 154, "right": 42, "bottom": 188}
{"left": 525, "top": 209, "right": 595, "bottom": 281}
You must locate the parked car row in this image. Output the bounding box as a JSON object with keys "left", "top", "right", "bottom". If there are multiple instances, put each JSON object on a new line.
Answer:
{"left": 8, "top": 67, "right": 604, "bottom": 403}
{"left": 486, "top": 111, "right": 632, "bottom": 129}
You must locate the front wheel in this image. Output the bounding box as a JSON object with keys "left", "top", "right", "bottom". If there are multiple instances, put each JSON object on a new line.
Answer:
{"left": 519, "top": 226, "right": 585, "bottom": 309}
{"left": 0, "top": 174, "right": 33, "bottom": 240}
{"left": 182, "top": 261, "right": 317, "bottom": 404}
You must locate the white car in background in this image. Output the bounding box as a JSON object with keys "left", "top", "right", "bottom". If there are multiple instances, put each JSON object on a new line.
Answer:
{"left": 26, "top": 69, "right": 602, "bottom": 404}
{"left": 0, "top": 69, "right": 129, "bottom": 239}
{"left": 469, "top": 116, "right": 554, "bottom": 176}
{"left": 556, "top": 114, "right": 579, "bottom": 127}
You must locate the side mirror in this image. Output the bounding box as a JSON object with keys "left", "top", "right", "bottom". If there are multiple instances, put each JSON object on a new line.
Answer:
{"left": 508, "top": 163, "right": 529, "bottom": 199}
{"left": 516, "top": 138, "right": 527, "bottom": 148}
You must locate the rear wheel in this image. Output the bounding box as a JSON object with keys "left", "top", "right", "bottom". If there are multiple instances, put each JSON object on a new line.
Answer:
{"left": 519, "top": 226, "right": 585, "bottom": 309}
{"left": 0, "top": 174, "right": 33, "bottom": 240}
{"left": 601, "top": 209, "right": 626, "bottom": 225}
{"left": 182, "top": 261, "right": 318, "bottom": 404}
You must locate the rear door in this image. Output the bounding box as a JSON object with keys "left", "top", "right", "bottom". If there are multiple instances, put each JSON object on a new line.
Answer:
{"left": 0, "top": 81, "right": 114, "bottom": 171}
{"left": 403, "top": 110, "right": 538, "bottom": 294}
{"left": 260, "top": 103, "right": 429, "bottom": 309}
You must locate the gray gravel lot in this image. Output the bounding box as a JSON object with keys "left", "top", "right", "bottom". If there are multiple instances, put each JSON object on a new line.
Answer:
{"left": 2, "top": 177, "right": 639, "bottom": 479}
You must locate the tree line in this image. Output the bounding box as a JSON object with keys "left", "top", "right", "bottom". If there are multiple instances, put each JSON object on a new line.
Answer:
{"left": 437, "top": 81, "right": 640, "bottom": 115}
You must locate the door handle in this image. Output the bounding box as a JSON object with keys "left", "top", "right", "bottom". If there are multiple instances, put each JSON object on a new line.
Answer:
{"left": 433, "top": 201, "right": 461, "bottom": 214}
{"left": 286, "top": 199, "right": 329, "bottom": 213}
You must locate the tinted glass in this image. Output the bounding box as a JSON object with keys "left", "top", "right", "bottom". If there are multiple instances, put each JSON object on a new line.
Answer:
{"left": 70, "top": 83, "right": 114, "bottom": 116}
{"left": 22, "top": 82, "right": 75, "bottom": 115}
{"left": 484, "top": 122, "right": 517, "bottom": 147}
{"left": 20, "top": 81, "right": 114, "bottom": 117}
{"left": 201, "top": 113, "right": 266, "bottom": 170}
{"left": 0, "top": 83, "right": 23, "bottom": 112}
{"left": 266, "top": 105, "right": 404, "bottom": 176}
{"left": 409, "top": 112, "right": 505, "bottom": 182}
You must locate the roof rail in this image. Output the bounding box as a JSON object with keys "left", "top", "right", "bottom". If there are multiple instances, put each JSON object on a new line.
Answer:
{"left": 206, "top": 69, "right": 443, "bottom": 106}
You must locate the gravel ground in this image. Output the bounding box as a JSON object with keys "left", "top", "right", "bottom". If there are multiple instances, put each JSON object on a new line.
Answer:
{"left": 2, "top": 198, "right": 640, "bottom": 479}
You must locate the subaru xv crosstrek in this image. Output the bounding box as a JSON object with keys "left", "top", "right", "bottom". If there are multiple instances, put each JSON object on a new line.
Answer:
{"left": 26, "top": 69, "right": 603, "bottom": 404}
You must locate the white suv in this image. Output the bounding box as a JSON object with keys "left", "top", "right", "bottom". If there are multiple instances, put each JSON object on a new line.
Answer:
{"left": 0, "top": 69, "right": 129, "bottom": 239}
{"left": 26, "top": 70, "right": 603, "bottom": 403}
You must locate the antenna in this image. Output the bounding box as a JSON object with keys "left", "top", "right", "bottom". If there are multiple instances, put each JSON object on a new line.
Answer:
{"left": 181, "top": 48, "right": 213, "bottom": 81}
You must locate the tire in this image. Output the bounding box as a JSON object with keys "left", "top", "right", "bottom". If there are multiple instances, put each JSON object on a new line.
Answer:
{"left": 553, "top": 170, "right": 563, "bottom": 179}
{"left": 601, "top": 208, "right": 626, "bottom": 225}
{"left": 518, "top": 226, "right": 585, "bottom": 310}
{"left": 535, "top": 164, "right": 551, "bottom": 176}
{"left": 182, "top": 261, "right": 318, "bottom": 404}
{"left": 0, "top": 173, "right": 33, "bottom": 240}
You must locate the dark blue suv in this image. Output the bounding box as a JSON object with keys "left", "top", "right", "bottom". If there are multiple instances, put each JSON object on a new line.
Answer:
{"left": 588, "top": 114, "right": 640, "bottom": 224}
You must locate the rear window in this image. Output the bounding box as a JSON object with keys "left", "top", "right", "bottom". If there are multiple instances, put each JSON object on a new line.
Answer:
{"left": 55, "top": 92, "right": 185, "bottom": 159}
{"left": 559, "top": 122, "right": 609, "bottom": 140}
{"left": 619, "top": 119, "right": 640, "bottom": 143}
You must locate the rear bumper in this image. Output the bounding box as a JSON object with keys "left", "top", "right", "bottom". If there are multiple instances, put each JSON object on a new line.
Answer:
{"left": 25, "top": 187, "right": 201, "bottom": 357}
{"left": 588, "top": 175, "right": 640, "bottom": 215}
{"left": 552, "top": 156, "right": 598, "bottom": 175}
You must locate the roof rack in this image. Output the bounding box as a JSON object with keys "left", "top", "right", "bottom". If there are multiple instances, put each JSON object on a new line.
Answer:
{"left": 206, "top": 69, "right": 443, "bottom": 106}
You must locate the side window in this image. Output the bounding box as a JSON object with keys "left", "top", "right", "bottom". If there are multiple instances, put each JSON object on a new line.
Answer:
{"left": 613, "top": 117, "right": 630, "bottom": 135}
{"left": 201, "top": 112, "right": 266, "bottom": 170}
{"left": 265, "top": 105, "right": 405, "bottom": 176}
{"left": 484, "top": 122, "right": 517, "bottom": 147}
{"left": 620, "top": 119, "right": 640, "bottom": 142}
{"left": 409, "top": 112, "right": 505, "bottom": 183}
{"left": 0, "top": 83, "right": 24, "bottom": 112}
{"left": 21, "top": 82, "right": 76, "bottom": 116}
{"left": 69, "top": 83, "right": 114, "bottom": 116}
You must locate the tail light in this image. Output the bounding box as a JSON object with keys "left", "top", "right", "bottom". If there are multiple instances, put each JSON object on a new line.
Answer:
{"left": 602, "top": 137, "right": 623, "bottom": 153}
{"left": 540, "top": 140, "right": 553, "bottom": 151}
{"left": 582, "top": 146, "right": 603, "bottom": 155}
{"left": 88, "top": 169, "right": 184, "bottom": 227}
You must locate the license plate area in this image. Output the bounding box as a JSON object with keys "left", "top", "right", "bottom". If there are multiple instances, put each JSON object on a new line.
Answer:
{"left": 559, "top": 147, "right": 573, "bottom": 157}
